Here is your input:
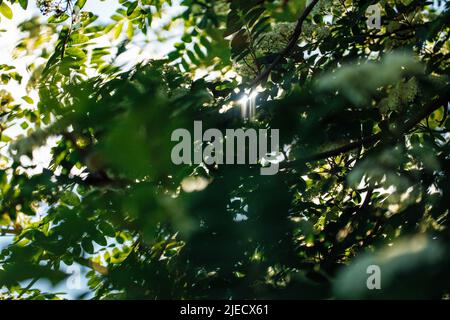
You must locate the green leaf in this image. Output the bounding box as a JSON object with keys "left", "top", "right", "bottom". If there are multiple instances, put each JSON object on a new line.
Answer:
{"left": 181, "top": 34, "right": 192, "bottom": 43}
{"left": 126, "top": 21, "right": 134, "bottom": 39}
{"left": 93, "top": 232, "right": 107, "bottom": 246}
{"left": 187, "top": 50, "right": 199, "bottom": 65}
{"left": 70, "top": 34, "right": 90, "bottom": 44}
{"left": 75, "top": 0, "right": 87, "bottom": 9}
{"left": 65, "top": 47, "right": 86, "bottom": 60}
{"left": 114, "top": 21, "right": 124, "bottom": 39}
{"left": 224, "top": 10, "right": 242, "bottom": 37}
{"left": 19, "top": 0, "right": 28, "bottom": 10}
{"left": 61, "top": 191, "right": 81, "bottom": 206}
{"left": 181, "top": 58, "right": 190, "bottom": 71}
{"left": 167, "top": 50, "right": 180, "bottom": 61}
{"left": 0, "top": 2, "right": 13, "bottom": 19}
{"left": 246, "top": 7, "right": 265, "bottom": 27}
{"left": 22, "top": 96, "right": 34, "bottom": 104}
{"left": 127, "top": 1, "right": 138, "bottom": 16}
{"left": 99, "top": 221, "right": 116, "bottom": 238}
{"left": 48, "top": 13, "right": 70, "bottom": 24}
{"left": 81, "top": 238, "right": 94, "bottom": 254}
{"left": 1, "top": 134, "right": 12, "bottom": 142}
{"left": 193, "top": 43, "right": 206, "bottom": 60}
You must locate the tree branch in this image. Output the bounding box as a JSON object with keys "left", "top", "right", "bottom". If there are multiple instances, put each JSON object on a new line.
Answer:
{"left": 0, "top": 228, "right": 19, "bottom": 236}
{"left": 283, "top": 87, "right": 450, "bottom": 168}
{"left": 250, "top": 0, "right": 320, "bottom": 89}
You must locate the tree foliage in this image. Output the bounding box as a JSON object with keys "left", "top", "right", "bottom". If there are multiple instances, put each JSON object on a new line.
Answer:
{"left": 0, "top": 0, "right": 449, "bottom": 299}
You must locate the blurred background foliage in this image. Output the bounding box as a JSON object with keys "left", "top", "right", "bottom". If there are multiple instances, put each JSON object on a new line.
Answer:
{"left": 0, "top": 0, "right": 449, "bottom": 299}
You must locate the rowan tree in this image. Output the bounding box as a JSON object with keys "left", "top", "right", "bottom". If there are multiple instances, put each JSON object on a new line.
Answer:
{"left": 0, "top": 0, "right": 449, "bottom": 299}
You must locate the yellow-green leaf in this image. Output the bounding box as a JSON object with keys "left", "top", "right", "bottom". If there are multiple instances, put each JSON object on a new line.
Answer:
{"left": 126, "top": 21, "right": 134, "bottom": 39}
{"left": 114, "top": 21, "right": 124, "bottom": 40}
{"left": 0, "top": 2, "right": 13, "bottom": 20}
{"left": 21, "top": 96, "right": 34, "bottom": 104}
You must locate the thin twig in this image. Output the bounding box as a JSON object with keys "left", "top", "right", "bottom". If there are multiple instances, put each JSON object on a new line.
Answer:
{"left": 17, "top": 278, "right": 39, "bottom": 299}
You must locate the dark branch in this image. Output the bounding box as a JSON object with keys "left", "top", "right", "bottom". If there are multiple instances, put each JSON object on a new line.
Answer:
{"left": 250, "top": 0, "right": 320, "bottom": 89}
{"left": 283, "top": 86, "right": 450, "bottom": 168}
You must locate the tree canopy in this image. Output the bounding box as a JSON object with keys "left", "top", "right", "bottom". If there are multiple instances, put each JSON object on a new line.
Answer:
{"left": 0, "top": 0, "right": 449, "bottom": 299}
